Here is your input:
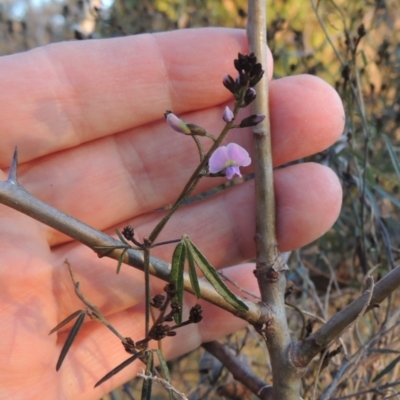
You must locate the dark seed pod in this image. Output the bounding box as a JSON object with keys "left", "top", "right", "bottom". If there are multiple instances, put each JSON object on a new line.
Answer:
{"left": 121, "top": 225, "right": 135, "bottom": 241}
{"left": 189, "top": 304, "right": 203, "bottom": 323}
{"left": 151, "top": 294, "right": 165, "bottom": 309}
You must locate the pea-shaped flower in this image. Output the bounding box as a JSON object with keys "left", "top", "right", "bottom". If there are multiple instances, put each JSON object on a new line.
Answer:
{"left": 209, "top": 143, "right": 251, "bottom": 179}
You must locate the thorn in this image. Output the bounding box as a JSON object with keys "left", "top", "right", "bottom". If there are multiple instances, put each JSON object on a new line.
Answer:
{"left": 8, "top": 147, "right": 18, "bottom": 183}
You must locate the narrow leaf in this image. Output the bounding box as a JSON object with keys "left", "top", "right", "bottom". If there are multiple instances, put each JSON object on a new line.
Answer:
{"left": 364, "top": 186, "right": 381, "bottom": 217}
{"left": 360, "top": 49, "right": 368, "bottom": 67}
{"left": 94, "top": 353, "right": 141, "bottom": 388}
{"left": 56, "top": 311, "right": 86, "bottom": 371}
{"left": 186, "top": 243, "right": 201, "bottom": 299}
{"left": 170, "top": 241, "right": 186, "bottom": 324}
{"left": 156, "top": 350, "right": 174, "bottom": 400}
{"left": 49, "top": 310, "right": 83, "bottom": 335}
{"left": 383, "top": 134, "right": 400, "bottom": 179}
{"left": 156, "top": 349, "right": 171, "bottom": 381}
{"left": 141, "top": 351, "right": 154, "bottom": 400}
{"left": 116, "top": 247, "right": 128, "bottom": 274}
{"left": 184, "top": 237, "right": 248, "bottom": 312}
{"left": 373, "top": 355, "right": 400, "bottom": 382}
{"left": 374, "top": 185, "right": 400, "bottom": 209}
{"left": 115, "top": 229, "right": 130, "bottom": 246}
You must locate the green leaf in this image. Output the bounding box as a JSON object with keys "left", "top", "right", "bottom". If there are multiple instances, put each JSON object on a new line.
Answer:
{"left": 116, "top": 247, "right": 128, "bottom": 274}
{"left": 360, "top": 49, "right": 368, "bottom": 67}
{"left": 94, "top": 353, "right": 141, "bottom": 388}
{"left": 383, "top": 134, "right": 400, "bottom": 179}
{"left": 56, "top": 311, "right": 86, "bottom": 371}
{"left": 155, "top": 349, "right": 174, "bottom": 400}
{"left": 170, "top": 241, "right": 186, "bottom": 324}
{"left": 186, "top": 243, "right": 201, "bottom": 299}
{"left": 373, "top": 355, "right": 400, "bottom": 382}
{"left": 155, "top": 349, "right": 171, "bottom": 381}
{"left": 184, "top": 236, "right": 248, "bottom": 312}
{"left": 141, "top": 351, "right": 154, "bottom": 400}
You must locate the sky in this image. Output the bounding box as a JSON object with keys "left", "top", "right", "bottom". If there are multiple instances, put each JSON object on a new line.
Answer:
{"left": 8, "top": 0, "right": 114, "bottom": 19}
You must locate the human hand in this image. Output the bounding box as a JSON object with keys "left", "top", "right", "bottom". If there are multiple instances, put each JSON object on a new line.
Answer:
{"left": 0, "top": 28, "right": 343, "bottom": 400}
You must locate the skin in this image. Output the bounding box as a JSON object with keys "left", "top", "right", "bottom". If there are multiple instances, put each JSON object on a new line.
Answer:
{"left": 0, "top": 28, "right": 344, "bottom": 399}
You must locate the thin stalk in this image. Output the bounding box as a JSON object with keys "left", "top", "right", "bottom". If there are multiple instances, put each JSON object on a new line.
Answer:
{"left": 148, "top": 105, "right": 241, "bottom": 244}
{"left": 143, "top": 244, "right": 151, "bottom": 338}
{"left": 247, "top": 1, "right": 300, "bottom": 399}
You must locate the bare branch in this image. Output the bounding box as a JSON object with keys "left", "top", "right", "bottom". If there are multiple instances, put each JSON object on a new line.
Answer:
{"left": 202, "top": 341, "right": 272, "bottom": 400}
{"left": 65, "top": 260, "right": 128, "bottom": 344}
{"left": 293, "top": 267, "right": 400, "bottom": 365}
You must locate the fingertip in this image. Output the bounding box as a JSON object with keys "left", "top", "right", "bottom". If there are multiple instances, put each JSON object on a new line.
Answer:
{"left": 276, "top": 163, "right": 342, "bottom": 251}
{"left": 270, "top": 74, "right": 345, "bottom": 165}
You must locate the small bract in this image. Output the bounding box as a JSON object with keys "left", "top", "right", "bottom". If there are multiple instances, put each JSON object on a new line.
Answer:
{"left": 209, "top": 143, "right": 251, "bottom": 179}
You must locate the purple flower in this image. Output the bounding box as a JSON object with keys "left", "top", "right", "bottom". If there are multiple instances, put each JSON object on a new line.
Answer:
{"left": 222, "top": 106, "right": 234, "bottom": 123}
{"left": 165, "top": 111, "right": 191, "bottom": 134}
{"left": 209, "top": 143, "right": 251, "bottom": 179}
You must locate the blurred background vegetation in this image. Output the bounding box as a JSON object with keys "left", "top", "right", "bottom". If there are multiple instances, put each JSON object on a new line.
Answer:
{"left": 2, "top": 0, "right": 400, "bottom": 398}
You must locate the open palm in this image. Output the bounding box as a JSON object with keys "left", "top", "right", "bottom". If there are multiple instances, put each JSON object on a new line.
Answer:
{"left": 0, "top": 28, "right": 344, "bottom": 400}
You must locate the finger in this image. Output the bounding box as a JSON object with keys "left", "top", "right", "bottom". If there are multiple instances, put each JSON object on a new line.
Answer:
{"left": 19, "top": 74, "right": 344, "bottom": 246}
{"left": 53, "top": 263, "right": 258, "bottom": 400}
{"left": 51, "top": 162, "right": 341, "bottom": 318}
{"left": 0, "top": 28, "right": 273, "bottom": 165}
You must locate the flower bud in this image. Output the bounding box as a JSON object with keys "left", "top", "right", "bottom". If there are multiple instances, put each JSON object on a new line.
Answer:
{"left": 222, "top": 74, "right": 236, "bottom": 94}
{"left": 165, "top": 111, "right": 191, "bottom": 134}
{"left": 222, "top": 106, "right": 234, "bottom": 123}
{"left": 243, "top": 87, "right": 256, "bottom": 106}
{"left": 249, "top": 65, "right": 264, "bottom": 87}
{"left": 239, "top": 114, "right": 266, "bottom": 128}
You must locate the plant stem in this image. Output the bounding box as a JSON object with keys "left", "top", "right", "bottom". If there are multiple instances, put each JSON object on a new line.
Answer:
{"left": 247, "top": 1, "right": 301, "bottom": 398}
{"left": 148, "top": 106, "right": 240, "bottom": 244}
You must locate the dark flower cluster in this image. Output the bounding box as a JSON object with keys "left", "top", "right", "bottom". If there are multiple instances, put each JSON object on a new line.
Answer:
{"left": 223, "top": 52, "right": 264, "bottom": 104}
{"left": 234, "top": 52, "right": 264, "bottom": 87}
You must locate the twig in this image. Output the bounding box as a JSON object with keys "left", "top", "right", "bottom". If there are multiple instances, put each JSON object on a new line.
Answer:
{"left": 65, "top": 259, "right": 128, "bottom": 344}
{"left": 293, "top": 268, "right": 400, "bottom": 365}
{"left": 137, "top": 370, "right": 188, "bottom": 400}
{"left": 329, "top": 379, "right": 400, "bottom": 400}
{"left": 202, "top": 341, "right": 272, "bottom": 400}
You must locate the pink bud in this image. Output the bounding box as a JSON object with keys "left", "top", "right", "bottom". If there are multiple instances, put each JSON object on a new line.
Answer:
{"left": 165, "top": 111, "right": 191, "bottom": 134}
{"left": 222, "top": 106, "right": 234, "bottom": 123}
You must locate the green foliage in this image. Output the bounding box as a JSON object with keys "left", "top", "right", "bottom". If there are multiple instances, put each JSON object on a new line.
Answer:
{"left": 170, "top": 240, "right": 186, "bottom": 324}
{"left": 171, "top": 235, "right": 248, "bottom": 324}
{"left": 183, "top": 236, "right": 248, "bottom": 312}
